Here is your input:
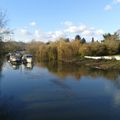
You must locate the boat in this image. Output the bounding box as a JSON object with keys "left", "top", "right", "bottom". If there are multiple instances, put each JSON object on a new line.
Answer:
{"left": 22, "top": 54, "right": 33, "bottom": 63}
{"left": 9, "top": 54, "right": 21, "bottom": 62}
{"left": 25, "top": 62, "right": 33, "bottom": 69}
{"left": 6, "top": 52, "right": 13, "bottom": 60}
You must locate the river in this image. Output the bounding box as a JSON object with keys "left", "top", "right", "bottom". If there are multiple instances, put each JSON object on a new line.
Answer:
{"left": 0, "top": 58, "right": 120, "bottom": 120}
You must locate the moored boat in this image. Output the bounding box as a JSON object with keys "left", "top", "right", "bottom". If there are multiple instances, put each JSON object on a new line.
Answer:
{"left": 9, "top": 55, "right": 21, "bottom": 62}
{"left": 22, "top": 54, "right": 33, "bottom": 63}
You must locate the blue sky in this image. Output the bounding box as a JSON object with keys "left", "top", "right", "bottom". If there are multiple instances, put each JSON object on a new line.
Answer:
{"left": 0, "top": 0, "right": 120, "bottom": 42}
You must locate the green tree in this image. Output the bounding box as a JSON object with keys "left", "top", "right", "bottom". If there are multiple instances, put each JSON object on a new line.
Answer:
{"left": 75, "top": 35, "right": 81, "bottom": 41}
{"left": 92, "top": 37, "right": 94, "bottom": 43}
{"left": 81, "top": 38, "right": 86, "bottom": 44}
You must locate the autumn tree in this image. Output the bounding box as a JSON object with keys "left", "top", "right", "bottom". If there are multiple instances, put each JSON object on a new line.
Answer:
{"left": 103, "top": 33, "right": 120, "bottom": 55}
{"left": 103, "top": 33, "right": 112, "bottom": 40}
{"left": 103, "top": 33, "right": 119, "bottom": 41}
{"left": 79, "top": 44, "right": 92, "bottom": 56}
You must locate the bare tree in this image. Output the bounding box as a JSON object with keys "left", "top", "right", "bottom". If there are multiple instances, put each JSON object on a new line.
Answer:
{"left": 0, "top": 9, "right": 12, "bottom": 42}
{"left": 0, "top": 9, "right": 8, "bottom": 53}
{"left": 0, "top": 9, "right": 7, "bottom": 29}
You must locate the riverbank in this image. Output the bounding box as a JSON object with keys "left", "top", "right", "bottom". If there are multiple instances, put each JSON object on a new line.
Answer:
{"left": 2, "top": 53, "right": 120, "bottom": 70}
{"left": 61, "top": 58, "right": 120, "bottom": 70}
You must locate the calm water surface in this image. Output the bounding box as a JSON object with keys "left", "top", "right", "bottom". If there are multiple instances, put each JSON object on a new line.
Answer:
{"left": 0, "top": 58, "right": 120, "bottom": 120}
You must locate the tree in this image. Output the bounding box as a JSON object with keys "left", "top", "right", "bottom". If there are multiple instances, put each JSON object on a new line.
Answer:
{"left": 92, "top": 37, "right": 94, "bottom": 43}
{"left": 103, "top": 33, "right": 112, "bottom": 40}
{"left": 64, "top": 38, "right": 70, "bottom": 42}
{"left": 0, "top": 10, "right": 8, "bottom": 54}
{"left": 81, "top": 38, "right": 86, "bottom": 44}
{"left": 75, "top": 35, "right": 81, "bottom": 41}
{"left": 0, "top": 9, "right": 8, "bottom": 42}
{"left": 102, "top": 33, "right": 119, "bottom": 41}
{"left": 0, "top": 10, "right": 7, "bottom": 29}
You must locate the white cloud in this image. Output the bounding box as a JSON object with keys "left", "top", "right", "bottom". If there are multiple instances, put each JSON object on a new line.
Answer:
{"left": 0, "top": 28, "right": 7, "bottom": 33}
{"left": 90, "top": 27, "right": 95, "bottom": 31}
{"left": 30, "top": 21, "right": 37, "bottom": 27}
{"left": 104, "top": 0, "right": 120, "bottom": 11}
{"left": 65, "top": 25, "right": 79, "bottom": 33}
{"left": 104, "top": 4, "right": 112, "bottom": 11}
{"left": 96, "top": 29, "right": 104, "bottom": 35}
{"left": 113, "top": 0, "right": 120, "bottom": 4}
{"left": 14, "top": 28, "right": 33, "bottom": 42}
{"left": 64, "top": 22, "right": 105, "bottom": 41}
{"left": 47, "top": 31, "right": 65, "bottom": 41}
{"left": 19, "top": 28, "right": 32, "bottom": 36}
{"left": 63, "top": 23, "right": 104, "bottom": 38}
{"left": 34, "top": 29, "right": 47, "bottom": 41}
{"left": 64, "top": 24, "right": 87, "bottom": 34}
{"left": 82, "top": 30, "right": 93, "bottom": 36}
{"left": 79, "top": 25, "right": 87, "bottom": 32}
{"left": 34, "top": 30, "right": 41, "bottom": 38}
{"left": 14, "top": 21, "right": 105, "bottom": 42}
{"left": 33, "top": 30, "right": 65, "bottom": 42}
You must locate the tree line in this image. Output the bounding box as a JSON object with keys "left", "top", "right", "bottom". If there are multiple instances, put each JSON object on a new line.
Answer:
{"left": 27, "top": 33, "right": 120, "bottom": 62}
{"left": 1, "top": 9, "right": 120, "bottom": 60}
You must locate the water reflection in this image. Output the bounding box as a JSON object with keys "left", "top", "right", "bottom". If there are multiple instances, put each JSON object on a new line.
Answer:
{"left": 9, "top": 62, "right": 20, "bottom": 70}
{"left": 0, "top": 56, "right": 15, "bottom": 120}
{"left": 0, "top": 57, "right": 34, "bottom": 120}
{"left": 0, "top": 56, "right": 4, "bottom": 94}
{"left": 0, "top": 56, "right": 4, "bottom": 77}
{"left": 8, "top": 61, "right": 33, "bottom": 70}
{"left": 38, "top": 62, "right": 120, "bottom": 109}
{"left": 1, "top": 59, "right": 120, "bottom": 120}
{"left": 38, "top": 61, "right": 120, "bottom": 81}
{"left": 24, "top": 62, "right": 33, "bottom": 70}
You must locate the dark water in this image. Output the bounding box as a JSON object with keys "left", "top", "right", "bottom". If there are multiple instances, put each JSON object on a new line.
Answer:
{"left": 1, "top": 58, "right": 120, "bottom": 120}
